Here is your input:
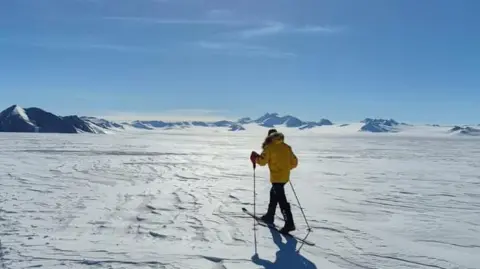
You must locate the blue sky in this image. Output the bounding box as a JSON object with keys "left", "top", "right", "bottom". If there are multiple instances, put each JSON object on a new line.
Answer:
{"left": 1, "top": 0, "right": 479, "bottom": 124}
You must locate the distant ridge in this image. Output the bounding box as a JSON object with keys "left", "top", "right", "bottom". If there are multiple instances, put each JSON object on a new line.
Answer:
{"left": 1, "top": 105, "right": 479, "bottom": 136}
{"left": 0, "top": 105, "right": 102, "bottom": 134}
{"left": 98, "top": 112, "right": 335, "bottom": 132}
{"left": 359, "top": 118, "right": 400, "bottom": 133}
{"left": 448, "top": 126, "right": 480, "bottom": 136}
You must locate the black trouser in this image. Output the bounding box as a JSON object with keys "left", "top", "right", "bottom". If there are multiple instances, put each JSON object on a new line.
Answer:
{"left": 270, "top": 183, "right": 288, "bottom": 210}
{"left": 267, "top": 182, "right": 294, "bottom": 227}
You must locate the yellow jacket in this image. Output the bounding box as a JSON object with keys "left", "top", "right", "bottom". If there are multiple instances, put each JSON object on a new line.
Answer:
{"left": 256, "top": 132, "right": 298, "bottom": 183}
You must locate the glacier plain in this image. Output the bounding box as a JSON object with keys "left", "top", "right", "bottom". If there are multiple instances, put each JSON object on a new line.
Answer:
{"left": 0, "top": 130, "right": 479, "bottom": 269}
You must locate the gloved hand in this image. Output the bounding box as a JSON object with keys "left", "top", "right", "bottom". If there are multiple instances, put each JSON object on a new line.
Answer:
{"left": 250, "top": 151, "right": 260, "bottom": 165}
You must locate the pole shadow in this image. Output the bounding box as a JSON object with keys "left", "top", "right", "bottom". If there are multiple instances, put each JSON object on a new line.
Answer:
{"left": 251, "top": 227, "right": 317, "bottom": 269}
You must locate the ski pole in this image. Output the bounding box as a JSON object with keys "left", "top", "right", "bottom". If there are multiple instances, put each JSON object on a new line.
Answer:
{"left": 288, "top": 180, "right": 311, "bottom": 231}
{"left": 253, "top": 163, "right": 258, "bottom": 254}
{"left": 296, "top": 229, "right": 311, "bottom": 253}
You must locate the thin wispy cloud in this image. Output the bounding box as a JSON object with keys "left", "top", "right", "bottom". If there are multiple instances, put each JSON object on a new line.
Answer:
{"left": 238, "top": 21, "right": 286, "bottom": 39}
{"left": 104, "top": 16, "right": 342, "bottom": 35}
{"left": 236, "top": 22, "right": 343, "bottom": 39}
{"left": 80, "top": 0, "right": 170, "bottom": 4}
{"left": 207, "top": 9, "right": 234, "bottom": 19}
{"left": 296, "top": 25, "right": 345, "bottom": 33}
{"left": 196, "top": 41, "right": 296, "bottom": 59}
{"left": 96, "top": 12, "right": 344, "bottom": 59}
{"left": 103, "top": 16, "right": 250, "bottom": 26}
{"left": 29, "top": 42, "right": 164, "bottom": 53}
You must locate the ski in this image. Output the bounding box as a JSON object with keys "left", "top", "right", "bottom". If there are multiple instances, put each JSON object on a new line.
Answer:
{"left": 242, "top": 207, "right": 315, "bottom": 246}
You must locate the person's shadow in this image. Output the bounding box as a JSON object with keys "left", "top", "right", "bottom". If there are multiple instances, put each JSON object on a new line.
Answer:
{"left": 251, "top": 227, "right": 317, "bottom": 269}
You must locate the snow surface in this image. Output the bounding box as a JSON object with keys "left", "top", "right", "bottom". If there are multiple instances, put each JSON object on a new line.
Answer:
{"left": 0, "top": 130, "right": 479, "bottom": 269}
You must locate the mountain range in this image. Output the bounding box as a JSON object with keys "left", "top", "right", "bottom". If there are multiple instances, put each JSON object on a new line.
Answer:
{"left": 0, "top": 104, "right": 479, "bottom": 136}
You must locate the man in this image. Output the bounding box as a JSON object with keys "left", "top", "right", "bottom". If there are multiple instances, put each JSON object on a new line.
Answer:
{"left": 250, "top": 129, "right": 298, "bottom": 234}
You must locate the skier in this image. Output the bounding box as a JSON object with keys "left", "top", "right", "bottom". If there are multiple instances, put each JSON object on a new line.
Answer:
{"left": 250, "top": 129, "right": 298, "bottom": 234}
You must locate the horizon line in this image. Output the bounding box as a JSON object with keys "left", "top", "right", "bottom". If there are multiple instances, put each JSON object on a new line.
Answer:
{"left": 0, "top": 104, "right": 477, "bottom": 126}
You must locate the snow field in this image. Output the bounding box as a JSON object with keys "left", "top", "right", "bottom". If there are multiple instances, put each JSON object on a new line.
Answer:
{"left": 0, "top": 131, "right": 479, "bottom": 268}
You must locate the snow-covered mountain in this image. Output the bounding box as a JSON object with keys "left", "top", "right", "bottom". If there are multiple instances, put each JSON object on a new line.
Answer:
{"left": 449, "top": 126, "right": 480, "bottom": 136}
{"left": 81, "top": 116, "right": 124, "bottom": 130}
{"left": 1, "top": 105, "right": 479, "bottom": 136}
{"left": 0, "top": 105, "right": 102, "bottom": 133}
{"left": 242, "top": 112, "right": 333, "bottom": 129}
{"left": 121, "top": 120, "right": 244, "bottom": 131}
{"left": 0, "top": 105, "right": 37, "bottom": 132}
{"left": 113, "top": 113, "right": 332, "bottom": 132}
{"left": 0, "top": 105, "right": 128, "bottom": 134}
{"left": 359, "top": 118, "right": 401, "bottom": 133}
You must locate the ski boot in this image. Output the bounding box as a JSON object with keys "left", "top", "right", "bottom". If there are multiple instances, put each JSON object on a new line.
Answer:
{"left": 279, "top": 203, "right": 295, "bottom": 234}
{"left": 260, "top": 202, "right": 276, "bottom": 225}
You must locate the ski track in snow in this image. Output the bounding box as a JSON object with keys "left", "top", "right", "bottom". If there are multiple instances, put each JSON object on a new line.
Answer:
{"left": 0, "top": 132, "right": 479, "bottom": 268}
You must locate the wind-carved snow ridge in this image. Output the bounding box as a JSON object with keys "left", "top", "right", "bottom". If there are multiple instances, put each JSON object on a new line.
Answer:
{"left": 0, "top": 239, "right": 6, "bottom": 269}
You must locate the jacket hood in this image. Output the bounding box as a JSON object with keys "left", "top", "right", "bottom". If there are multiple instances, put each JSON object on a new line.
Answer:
{"left": 262, "top": 131, "right": 285, "bottom": 149}
{"left": 268, "top": 131, "right": 284, "bottom": 142}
